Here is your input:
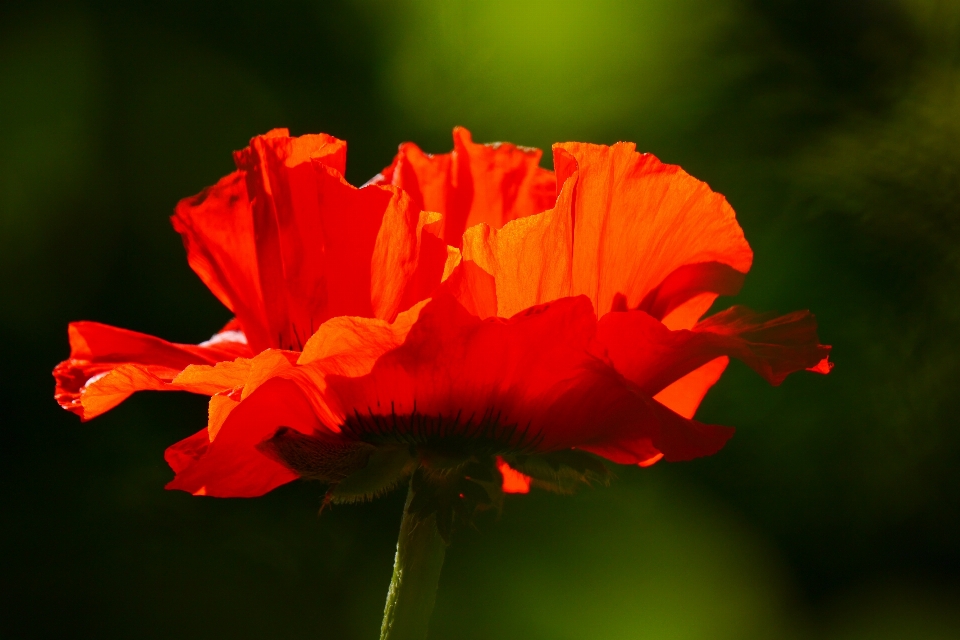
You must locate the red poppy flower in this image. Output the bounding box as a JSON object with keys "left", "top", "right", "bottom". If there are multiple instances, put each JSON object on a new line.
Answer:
{"left": 55, "top": 128, "right": 830, "bottom": 527}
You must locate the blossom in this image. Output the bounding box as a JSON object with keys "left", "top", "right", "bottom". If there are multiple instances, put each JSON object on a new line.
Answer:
{"left": 55, "top": 128, "right": 830, "bottom": 532}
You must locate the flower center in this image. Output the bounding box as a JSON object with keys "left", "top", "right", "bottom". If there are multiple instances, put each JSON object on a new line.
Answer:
{"left": 339, "top": 405, "right": 542, "bottom": 458}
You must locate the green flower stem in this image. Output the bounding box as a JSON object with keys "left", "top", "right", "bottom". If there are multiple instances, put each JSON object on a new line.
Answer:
{"left": 380, "top": 477, "right": 447, "bottom": 640}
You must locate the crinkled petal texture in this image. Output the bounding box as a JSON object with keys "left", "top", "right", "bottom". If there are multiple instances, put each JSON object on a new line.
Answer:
{"left": 456, "top": 140, "right": 754, "bottom": 323}
{"left": 163, "top": 137, "right": 830, "bottom": 498}
{"left": 450, "top": 139, "right": 770, "bottom": 420}
{"left": 54, "top": 129, "right": 448, "bottom": 421}
{"left": 53, "top": 321, "right": 253, "bottom": 421}
{"left": 164, "top": 289, "right": 829, "bottom": 497}
{"left": 52, "top": 128, "right": 830, "bottom": 499}
{"left": 370, "top": 127, "right": 557, "bottom": 245}
{"left": 175, "top": 128, "right": 448, "bottom": 352}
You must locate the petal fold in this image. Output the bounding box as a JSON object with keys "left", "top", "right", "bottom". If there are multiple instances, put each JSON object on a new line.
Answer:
{"left": 165, "top": 378, "right": 314, "bottom": 497}
{"left": 448, "top": 142, "right": 753, "bottom": 324}
{"left": 173, "top": 129, "right": 445, "bottom": 352}
{"left": 303, "top": 294, "right": 736, "bottom": 465}
{"left": 594, "top": 306, "right": 832, "bottom": 399}
{"left": 53, "top": 322, "right": 252, "bottom": 421}
{"left": 371, "top": 127, "right": 557, "bottom": 244}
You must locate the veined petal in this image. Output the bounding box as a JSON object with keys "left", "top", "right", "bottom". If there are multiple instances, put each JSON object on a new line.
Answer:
{"left": 174, "top": 129, "right": 445, "bottom": 353}
{"left": 459, "top": 187, "right": 574, "bottom": 318}
{"left": 172, "top": 349, "right": 299, "bottom": 399}
{"left": 371, "top": 127, "right": 557, "bottom": 244}
{"left": 302, "top": 294, "right": 734, "bottom": 463}
{"left": 594, "top": 306, "right": 831, "bottom": 398}
{"left": 450, "top": 144, "right": 752, "bottom": 324}
{"left": 53, "top": 321, "right": 252, "bottom": 421}
{"left": 165, "top": 378, "right": 313, "bottom": 497}
{"left": 171, "top": 171, "right": 271, "bottom": 351}
{"left": 555, "top": 142, "right": 753, "bottom": 318}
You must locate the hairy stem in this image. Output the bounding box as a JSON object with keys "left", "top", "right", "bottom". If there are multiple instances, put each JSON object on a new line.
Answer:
{"left": 380, "top": 477, "right": 447, "bottom": 640}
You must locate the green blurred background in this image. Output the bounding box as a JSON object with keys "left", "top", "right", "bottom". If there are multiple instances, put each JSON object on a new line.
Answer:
{"left": 2, "top": 1, "right": 959, "bottom": 638}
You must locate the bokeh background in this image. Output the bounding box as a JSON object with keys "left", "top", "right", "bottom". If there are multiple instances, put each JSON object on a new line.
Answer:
{"left": 2, "top": 1, "right": 960, "bottom": 638}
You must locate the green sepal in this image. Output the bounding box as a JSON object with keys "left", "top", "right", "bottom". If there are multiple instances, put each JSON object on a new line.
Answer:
{"left": 326, "top": 445, "right": 417, "bottom": 505}
{"left": 257, "top": 427, "right": 375, "bottom": 483}
{"left": 505, "top": 449, "right": 611, "bottom": 494}
{"left": 407, "top": 456, "right": 503, "bottom": 545}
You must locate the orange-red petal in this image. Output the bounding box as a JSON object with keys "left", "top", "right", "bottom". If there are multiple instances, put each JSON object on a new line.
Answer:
{"left": 450, "top": 143, "right": 752, "bottom": 326}
{"left": 174, "top": 129, "right": 446, "bottom": 352}
{"left": 555, "top": 142, "right": 753, "bottom": 317}
{"left": 171, "top": 170, "right": 274, "bottom": 350}
{"left": 371, "top": 127, "right": 557, "bottom": 244}
{"left": 652, "top": 356, "right": 729, "bottom": 419}
{"left": 594, "top": 306, "right": 831, "bottom": 398}
{"left": 496, "top": 457, "right": 532, "bottom": 494}
{"left": 305, "top": 294, "right": 735, "bottom": 465}
{"left": 53, "top": 321, "right": 252, "bottom": 421}
{"left": 165, "top": 378, "right": 315, "bottom": 497}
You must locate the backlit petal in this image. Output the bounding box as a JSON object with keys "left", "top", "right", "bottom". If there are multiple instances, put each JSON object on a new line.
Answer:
{"left": 53, "top": 322, "right": 252, "bottom": 420}
{"left": 165, "top": 378, "right": 314, "bottom": 497}
{"left": 653, "top": 356, "right": 729, "bottom": 419}
{"left": 171, "top": 171, "right": 271, "bottom": 350}
{"left": 555, "top": 142, "right": 753, "bottom": 317}
{"left": 594, "top": 306, "right": 831, "bottom": 397}
{"left": 450, "top": 144, "right": 752, "bottom": 323}
{"left": 371, "top": 127, "right": 557, "bottom": 244}
{"left": 497, "top": 457, "right": 532, "bottom": 494}
{"left": 305, "top": 294, "right": 734, "bottom": 464}
{"left": 174, "top": 129, "right": 444, "bottom": 352}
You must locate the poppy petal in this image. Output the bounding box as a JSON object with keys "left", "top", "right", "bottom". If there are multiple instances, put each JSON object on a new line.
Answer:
{"left": 165, "top": 378, "right": 316, "bottom": 497}
{"left": 171, "top": 171, "right": 272, "bottom": 352}
{"left": 552, "top": 142, "right": 754, "bottom": 317}
{"left": 594, "top": 306, "right": 831, "bottom": 397}
{"left": 496, "top": 457, "right": 532, "bottom": 494}
{"left": 634, "top": 261, "right": 747, "bottom": 329}
{"left": 371, "top": 127, "right": 557, "bottom": 244}
{"left": 652, "top": 356, "right": 729, "bottom": 419}
{"left": 450, "top": 145, "right": 752, "bottom": 323}
{"left": 53, "top": 322, "right": 252, "bottom": 420}
{"left": 297, "top": 299, "right": 428, "bottom": 373}
{"left": 576, "top": 390, "right": 735, "bottom": 465}
{"left": 459, "top": 189, "right": 575, "bottom": 318}
{"left": 172, "top": 349, "right": 300, "bottom": 400}
{"left": 175, "top": 129, "right": 444, "bottom": 353}
{"left": 305, "top": 294, "right": 735, "bottom": 463}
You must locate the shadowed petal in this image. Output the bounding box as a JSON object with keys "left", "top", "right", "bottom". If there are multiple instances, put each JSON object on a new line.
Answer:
{"left": 594, "top": 306, "right": 831, "bottom": 397}
{"left": 165, "top": 378, "right": 316, "bottom": 497}
{"left": 309, "top": 294, "right": 735, "bottom": 464}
